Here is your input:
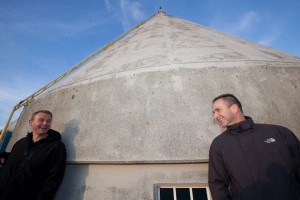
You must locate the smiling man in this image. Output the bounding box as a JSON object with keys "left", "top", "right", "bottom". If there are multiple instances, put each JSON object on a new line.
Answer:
{"left": 208, "top": 94, "right": 300, "bottom": 200}
{"left": 0, "top": 110, "right": 66, "bottom": 200}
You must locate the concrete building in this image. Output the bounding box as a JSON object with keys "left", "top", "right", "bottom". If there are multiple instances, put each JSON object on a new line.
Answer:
{"left": 5, "top": 10, "right": 300, "bottom": 200}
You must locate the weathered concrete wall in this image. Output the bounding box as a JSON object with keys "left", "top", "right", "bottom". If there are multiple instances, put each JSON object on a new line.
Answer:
{"left": 8, "top": 65, "right": 300, "bottom": 162}
{"left": 55, "top": 163, "right": 208, "bottom": 200}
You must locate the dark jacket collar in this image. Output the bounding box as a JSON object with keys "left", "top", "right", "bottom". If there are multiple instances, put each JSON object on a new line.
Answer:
{"left": 24, "top": 129, "right": 61, "bottom": 151}
{"left": 26, "top": 129, "right": 61, "bottom": 142}
{"left": 226, "top": 116, "right": 254, "bottom": 134}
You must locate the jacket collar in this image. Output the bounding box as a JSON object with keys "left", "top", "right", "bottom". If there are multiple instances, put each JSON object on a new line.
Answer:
{"left": 226, "top": 116, "right": 254, "bottom": 134}
{"left": 26, "top": 129, "right": 61, "bottom": 143}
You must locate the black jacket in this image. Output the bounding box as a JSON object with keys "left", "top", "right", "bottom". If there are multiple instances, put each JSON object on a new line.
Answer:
{"left": 0, "top": 129, "right": 66, "bottom": 200}
{"left": 209, "top": 117, "right": 300, "bottom": 200}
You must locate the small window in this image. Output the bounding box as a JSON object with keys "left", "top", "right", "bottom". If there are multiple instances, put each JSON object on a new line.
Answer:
{"left": 155, "top": 184, "right": 211, "bottom": 200}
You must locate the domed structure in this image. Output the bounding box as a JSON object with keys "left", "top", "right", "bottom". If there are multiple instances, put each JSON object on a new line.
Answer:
{"left": 5, "top": 10, "right": 300, "bottom": 199}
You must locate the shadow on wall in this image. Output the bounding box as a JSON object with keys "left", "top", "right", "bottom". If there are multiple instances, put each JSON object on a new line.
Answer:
{"left": 55, "top": 119, "right": 89, "bottom": 200}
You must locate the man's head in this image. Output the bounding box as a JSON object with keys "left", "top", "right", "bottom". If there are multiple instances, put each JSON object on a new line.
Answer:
{"left": 212, "top": 94, "right": 245, "bottom": 127}
{"left": 29, "top": 110, "right": 53, "bottom": 137}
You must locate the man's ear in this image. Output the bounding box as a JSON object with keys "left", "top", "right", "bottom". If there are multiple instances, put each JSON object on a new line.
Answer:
{"left": 29, "top": 120, "right": 33, "bottom": 126}
{"left": 230, "top": 104, "right": 239, "bottom": 114}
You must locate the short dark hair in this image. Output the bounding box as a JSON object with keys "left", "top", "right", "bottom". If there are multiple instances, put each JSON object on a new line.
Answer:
{"left": 31, "top": 110, "right": 53, "bottom": 120}
{"left": 212, "top": 94, "right": 243, "bottom": 113}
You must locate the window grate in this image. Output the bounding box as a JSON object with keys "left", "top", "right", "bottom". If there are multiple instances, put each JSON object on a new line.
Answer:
{"left": 155, "top": 184, "right": 211, "bottom": 200}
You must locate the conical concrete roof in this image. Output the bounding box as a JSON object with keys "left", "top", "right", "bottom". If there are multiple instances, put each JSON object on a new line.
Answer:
{"left": 8, "top": 12, "right": 300, "bottom": 163}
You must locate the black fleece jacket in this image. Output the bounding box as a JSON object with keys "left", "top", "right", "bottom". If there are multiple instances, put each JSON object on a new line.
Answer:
{"left": 0, "top": 129, "right": 66, "bottom": 200}
{"left": 209, "top": 117, "right": 300, "bottom": 200}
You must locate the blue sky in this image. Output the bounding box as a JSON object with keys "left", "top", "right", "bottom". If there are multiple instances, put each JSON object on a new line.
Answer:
{"left": 0, "top": 0, "right": 300, "bottom": 129}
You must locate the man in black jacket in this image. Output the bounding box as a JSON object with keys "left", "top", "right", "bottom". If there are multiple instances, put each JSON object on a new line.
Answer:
{"left": 0, "top": 110, "right": 66, "bottom": 200}
{"left": 209, "top": 94, "right": 300, "bottom": 200}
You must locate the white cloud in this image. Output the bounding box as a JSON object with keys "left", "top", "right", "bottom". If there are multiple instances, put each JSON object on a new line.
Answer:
{"left": 101, "top": 0, "right": 146, "bottom": 31}
{"left": 104, "top": 0, "right": 113, "bottom": 12}
{"left": 259, "top": 35, "right": 277, "bottom": 46}
{"left": 258, "top": 28, "right": 282, "bottom": 46}
{"left": 130, "top": 2, "right": 145, "bottom": 21}
{"left": 227, "top": 11, "right": 260, "bottom": 35}
{"left": 257, "top": 15, "right": 285, "bottom": 46}
{"left": 209, "top": 11, "right": 260, "bottom": 36}
{"left": 120, "top": 0, "right": 145, "bottom": 30}
{"left": 239, "top": 11, "right": 259, "bottom": 31}
{"left": 209, "top": 9, "right": 288, "bottom": 52}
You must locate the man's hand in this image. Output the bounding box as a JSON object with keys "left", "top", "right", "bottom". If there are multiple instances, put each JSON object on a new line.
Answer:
{"left": 0, "top": 158, "right": 5, "bottom": 167}
{"left": 0, "top": 152, "right": 9, "bottom": 167}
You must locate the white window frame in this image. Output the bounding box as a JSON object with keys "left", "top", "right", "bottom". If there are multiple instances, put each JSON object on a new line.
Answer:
{"left": 154, "top": 183, "right": 212, "bottom": 200}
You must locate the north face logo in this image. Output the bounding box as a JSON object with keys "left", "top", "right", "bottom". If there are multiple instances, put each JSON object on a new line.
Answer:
{"left": 264, "top": 138, "right": 276, "bottom": 143}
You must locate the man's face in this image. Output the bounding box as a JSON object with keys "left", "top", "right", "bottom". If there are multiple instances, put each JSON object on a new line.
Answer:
{"left": 29, "top": 112, "right": 52, "bottom": 136}
{"left": 212, "top": 99, "right": 236, "bottom": 128}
